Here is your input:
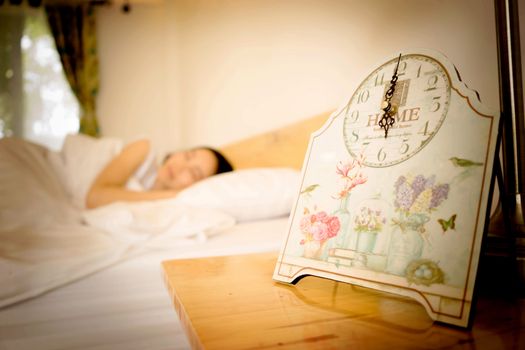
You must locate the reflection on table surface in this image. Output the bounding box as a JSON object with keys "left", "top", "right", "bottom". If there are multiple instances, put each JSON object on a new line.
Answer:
{"left": 163, "top": 252, "right": 525, "bottom": 350}
{"left": 282, "top": 274, "right": 524, "bottom": 349}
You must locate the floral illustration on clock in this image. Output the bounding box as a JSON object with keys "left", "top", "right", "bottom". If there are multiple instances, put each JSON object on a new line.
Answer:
{"left": 339, "top": 54, "right": 451, "bottom": 167}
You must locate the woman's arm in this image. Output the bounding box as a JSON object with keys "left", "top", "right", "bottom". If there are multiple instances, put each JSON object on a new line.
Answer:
{"left": 85, "top": 139, "right": 178, "bottom": 209}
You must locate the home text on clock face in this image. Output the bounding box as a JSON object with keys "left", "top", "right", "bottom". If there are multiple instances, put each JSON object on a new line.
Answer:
{"left": 342, "top": 54, "right": 451, "bottom": 167}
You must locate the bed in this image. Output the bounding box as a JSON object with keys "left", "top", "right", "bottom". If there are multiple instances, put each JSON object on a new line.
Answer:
{"left": 0, "top": 111, "right": 330, "bottom": 350}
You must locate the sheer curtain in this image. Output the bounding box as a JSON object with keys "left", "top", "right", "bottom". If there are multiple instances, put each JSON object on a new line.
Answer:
{"left": 0, "top": 5, "right": 80, "bottom": 150}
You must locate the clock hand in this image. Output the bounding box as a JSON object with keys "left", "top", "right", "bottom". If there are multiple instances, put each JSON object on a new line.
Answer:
{"left": 378, "top": 53, "right": 402, "bottom": 138}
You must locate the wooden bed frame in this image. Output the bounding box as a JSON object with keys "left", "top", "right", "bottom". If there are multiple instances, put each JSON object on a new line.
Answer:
{"left": 220, "top": 110, "right": 333, "bottom": 170}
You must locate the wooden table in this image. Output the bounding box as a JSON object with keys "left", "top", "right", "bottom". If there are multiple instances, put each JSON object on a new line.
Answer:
{"left": 162, "top": 252, "right": 525, "bottom": 350}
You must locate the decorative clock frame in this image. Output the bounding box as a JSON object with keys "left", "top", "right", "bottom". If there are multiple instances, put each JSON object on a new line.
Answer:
{"left": 273, "top": 49, "right": 500, "bottom": 328}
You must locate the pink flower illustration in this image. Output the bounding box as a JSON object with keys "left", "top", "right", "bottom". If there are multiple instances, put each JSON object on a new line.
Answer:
{"left": 334, "top": 156, "right": 368, "bottom": 199}
{"left": 347, "top": 172, "right": 367, "bottom": 191}
{"left": 300, "top": 211, "right": 341, "bottom": 244}
{"left": 336, "top": 161, "right": 354, "bottom": 178}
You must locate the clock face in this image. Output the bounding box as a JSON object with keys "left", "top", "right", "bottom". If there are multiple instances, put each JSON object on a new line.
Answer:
{"left": 342, "top": 54, "right": 451, "bottom": 167}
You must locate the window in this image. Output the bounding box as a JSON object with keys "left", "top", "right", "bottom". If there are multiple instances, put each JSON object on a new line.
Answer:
{"left": 0, "top": 8, "right": 79, "bottom": 150}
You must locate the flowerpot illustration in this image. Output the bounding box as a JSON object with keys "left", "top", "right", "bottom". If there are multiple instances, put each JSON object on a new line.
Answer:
{"left": 303, "top": 240, "right": 327, "bottom": 259}
{"left": 356, "top": 231, "right": 378, "bottom": 253}
{"left": 386, "top": 173, "right": 450, "bottom": 275}
{"left": 352, "top": 198, "right": 389, "bottom": 254}
{"left": 386, "top": 227, "right": 424, "bottom": 276}
{"left": 300, "top": 211, "right": 341, "bottom": 260}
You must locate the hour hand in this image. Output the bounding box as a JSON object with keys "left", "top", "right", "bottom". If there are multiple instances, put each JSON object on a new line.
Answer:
{"left": 379, "top": 54, "right": 402, "bottom": 138}
{"left": 378, "top": 103, "right": 396, "bottom": 138}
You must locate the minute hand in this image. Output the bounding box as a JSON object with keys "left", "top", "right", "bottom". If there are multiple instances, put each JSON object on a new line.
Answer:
{"left": 378, "top": 54, "right": 402, "bottom": 138}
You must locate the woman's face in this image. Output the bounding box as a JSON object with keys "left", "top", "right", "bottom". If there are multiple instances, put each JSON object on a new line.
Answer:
{"left": 156, "top": 148, "right": 218, "bottom": 190}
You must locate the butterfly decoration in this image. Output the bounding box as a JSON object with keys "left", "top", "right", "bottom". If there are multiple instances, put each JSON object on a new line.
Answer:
{"left": 438, "top": 214, "right": 457, "bottom": 233}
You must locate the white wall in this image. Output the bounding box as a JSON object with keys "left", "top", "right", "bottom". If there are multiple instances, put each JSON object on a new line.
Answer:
{"left": 96, "top": 0, "right": 499, "bottom": 155}
{"left": 96, "top": 2, "right": 183, "bottom": 157}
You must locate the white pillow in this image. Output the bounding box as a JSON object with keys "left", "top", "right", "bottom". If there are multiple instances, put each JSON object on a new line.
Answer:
{"left": 174, "top": 168, "right": 301, "bottom": 222}
{"left": 57, "top": 134, "right": 123, "bottom": 209}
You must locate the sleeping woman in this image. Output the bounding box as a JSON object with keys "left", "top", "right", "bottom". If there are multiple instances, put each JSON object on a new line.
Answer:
{"left": 86, "top": 139, "right": 233, "bottom": 209}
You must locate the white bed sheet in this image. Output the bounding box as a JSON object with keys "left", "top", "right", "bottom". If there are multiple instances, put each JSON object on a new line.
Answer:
{"left": 0, "top": 217, "right": 289, "bottom": 350}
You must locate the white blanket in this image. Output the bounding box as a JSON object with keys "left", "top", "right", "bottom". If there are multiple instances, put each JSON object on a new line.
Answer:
{"left": 0, "top": 138, "right": 235, "bottom": 308}
{"left": 83, "top": 200, "right": 235, "bottom": 248}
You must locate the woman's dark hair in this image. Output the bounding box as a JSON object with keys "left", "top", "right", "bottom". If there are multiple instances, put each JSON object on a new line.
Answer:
{"left": 204, "top": 147, "right": 234, "bottom": 174}
{"left": 162, "top": 147, "right": 234, "bottom": 175}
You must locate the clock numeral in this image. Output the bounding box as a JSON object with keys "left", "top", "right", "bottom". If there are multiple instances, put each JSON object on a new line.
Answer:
{"left": 430, "top": 96, "right": 441, "bottom": 112}
{"left": 397, "top": 61, "right": 408, "bottom": 77}
{"left": 418, "top": 121, "right": 429, "bottom": 136}
{"left": 348, "top": 110, "right": 359, "bottom": 123}
{"left": 374, "top": 73, "right": 385, "bottom": 86}
{"left": 357, "top": 89, "right": 370, "bottom": 104}
{"left": 399, "top": 138, "right": 410, "bottom": 154}
{"left": 425, "top": 75, "right": 439, "bottom": 91}
{"left": 377, "top": 147, "right": 387, "bottom": 162}
{"left": 416, "top": 65, "right": 422, "bottom": 78}
{"left": 350, "top": 130, "right": 359, "bottom": 142}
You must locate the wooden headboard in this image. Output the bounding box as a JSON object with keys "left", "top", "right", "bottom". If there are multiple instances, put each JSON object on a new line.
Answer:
{"left": 220, "top": 110, "right": 333, "bottom": 170}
